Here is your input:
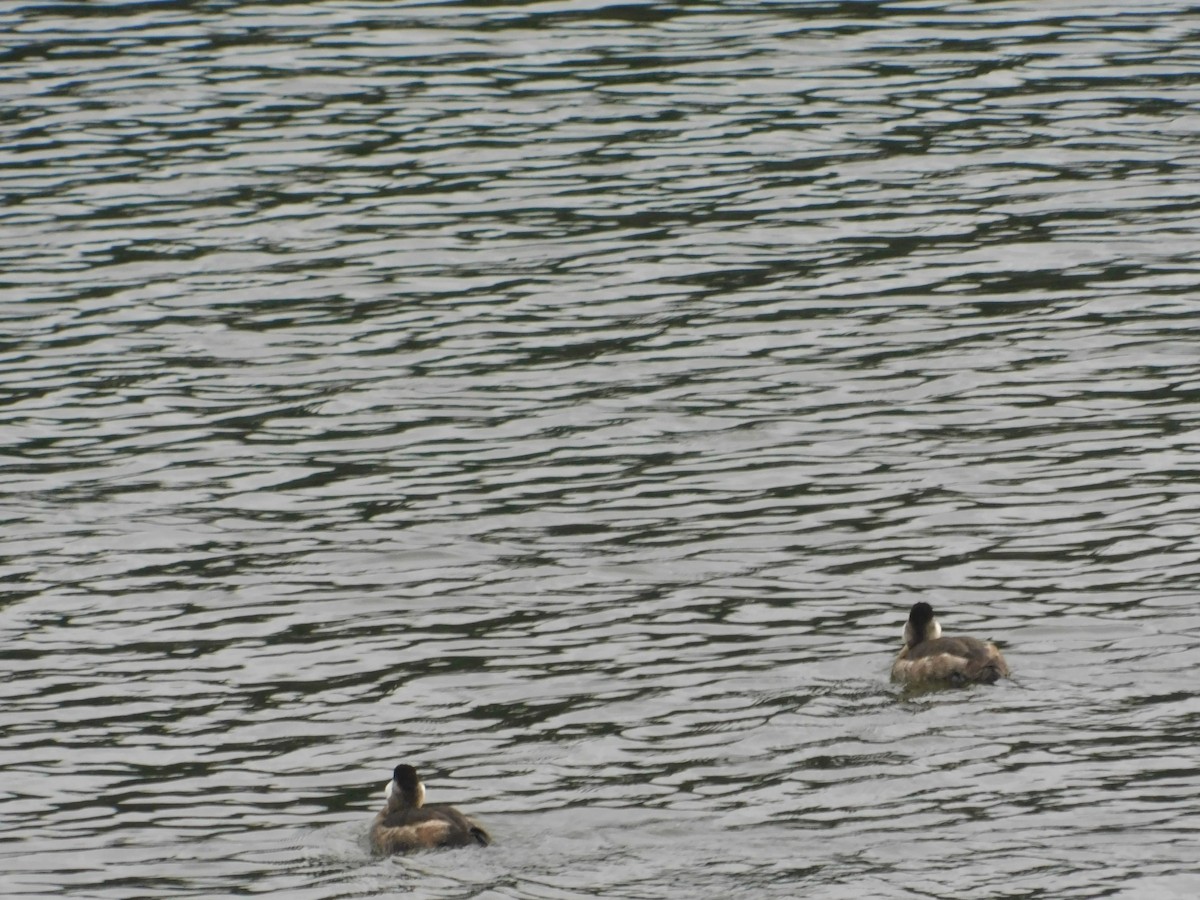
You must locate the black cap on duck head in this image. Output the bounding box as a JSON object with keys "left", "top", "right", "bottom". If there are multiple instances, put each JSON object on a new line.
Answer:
{"left": 387, "top": 764, "right": 426, "bottom": 808}
{"left": 904, "top": 602, "right": 941, "bottom": 646}
{"left": 909, "top": 602, "right": 934, "bottom": 627}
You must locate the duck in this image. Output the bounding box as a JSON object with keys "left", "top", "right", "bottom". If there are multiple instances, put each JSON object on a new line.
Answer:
{"left": 891, "top": 601, "right": 1009, "bottom": 685}
{"left": 369, "top": 764, "right": 490, "bottom": 854}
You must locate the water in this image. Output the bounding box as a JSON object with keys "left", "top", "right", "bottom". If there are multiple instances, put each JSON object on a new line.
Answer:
{"left": 3, "top": 0, "right": 1200, "bottom": 896}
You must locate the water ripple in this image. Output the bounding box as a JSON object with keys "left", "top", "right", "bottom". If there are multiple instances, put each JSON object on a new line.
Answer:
{"left": 4, "top": 0, "right": 1200, "bottom": 897}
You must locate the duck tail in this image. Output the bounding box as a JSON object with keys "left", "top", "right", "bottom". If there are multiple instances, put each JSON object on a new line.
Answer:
{"left": 973, "top": 662, "right": 1003, "bottom": 684}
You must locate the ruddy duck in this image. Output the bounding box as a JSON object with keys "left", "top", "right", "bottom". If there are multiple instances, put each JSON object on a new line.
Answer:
{"left": 891, "top": 602, "right": 1009, "bottom": 685}
{"left": 369, "top": 764, "right": 490, "bottom": 854}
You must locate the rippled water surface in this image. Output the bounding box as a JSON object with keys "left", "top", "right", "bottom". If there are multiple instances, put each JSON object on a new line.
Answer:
{"left": 3, "top": 0, "right": 1200, "bottom": 897}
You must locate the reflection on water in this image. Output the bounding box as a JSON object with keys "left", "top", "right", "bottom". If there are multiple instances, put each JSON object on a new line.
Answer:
{"left": 3, "top": 0, "right": 1200, "bottom": 897}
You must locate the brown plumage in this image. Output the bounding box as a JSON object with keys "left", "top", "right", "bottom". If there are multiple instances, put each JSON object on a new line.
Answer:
{"left": 369, "top": 764, "right": 490, "bottom": 855}
{"left": 891, "top": 602, "right": 1009, "bottom": 686}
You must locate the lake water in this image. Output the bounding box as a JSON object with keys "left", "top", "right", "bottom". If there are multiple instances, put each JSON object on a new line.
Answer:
{"left": 3, "top": 0, "right": 1200, "bottom": 897}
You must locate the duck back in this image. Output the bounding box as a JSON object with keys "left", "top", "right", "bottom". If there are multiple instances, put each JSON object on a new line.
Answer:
{"left": 370, "top": 804, "right": 490, "bottom": 854}
{"left": 892, "top": 635, "right": 1009, "bottom": 685}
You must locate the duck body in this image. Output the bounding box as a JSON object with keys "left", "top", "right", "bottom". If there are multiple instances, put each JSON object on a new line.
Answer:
{"left": 891, "top": 602, "right": 1009, "bottom": 686}
{"left": 370, "top": 764, "right": 490, "bottom": 855}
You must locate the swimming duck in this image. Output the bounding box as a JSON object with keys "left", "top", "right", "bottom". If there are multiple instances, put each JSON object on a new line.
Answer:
{"left": 369, "top": 764, "right": 490, "bottom": 854}
{"left": 891, "top": 602, "right": 1009, "bottom": 685}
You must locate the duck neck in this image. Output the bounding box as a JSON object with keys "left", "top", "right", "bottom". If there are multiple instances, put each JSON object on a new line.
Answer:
{"left": 386, "top": 778, "right": 425, "bottom": 811}
{"left": 905, "top": 617, "right": 941, "bottom": 647}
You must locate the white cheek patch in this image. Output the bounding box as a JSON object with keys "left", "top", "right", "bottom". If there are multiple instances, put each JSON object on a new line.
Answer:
{"left": 386, "top": 779, "right": 394, "bottom": 800}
